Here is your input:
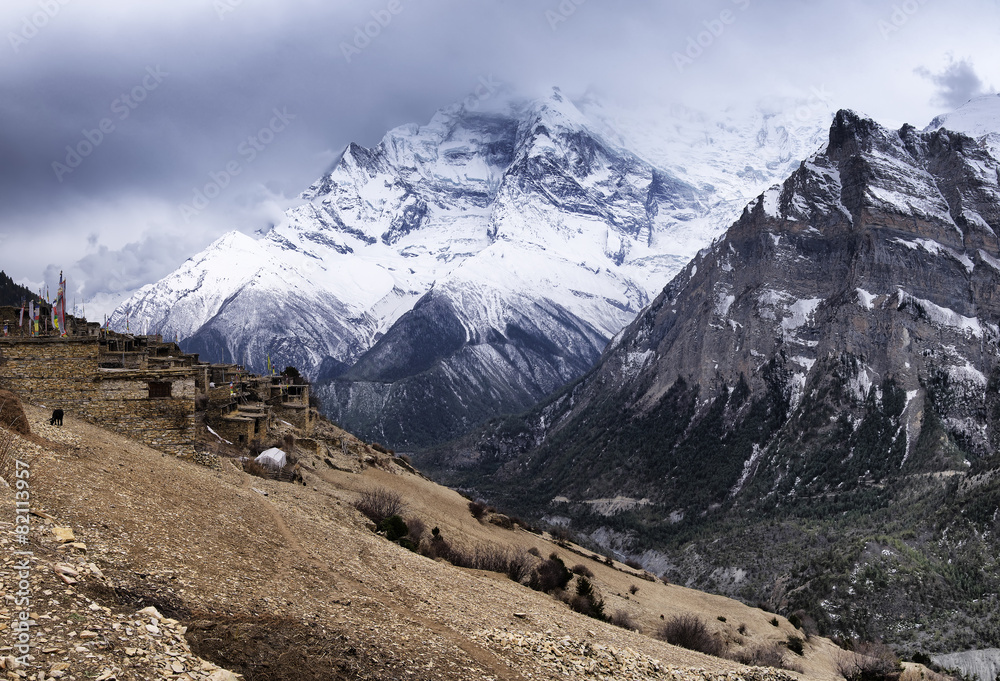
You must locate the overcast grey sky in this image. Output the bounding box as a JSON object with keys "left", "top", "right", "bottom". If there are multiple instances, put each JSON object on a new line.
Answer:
{"left": 0, "top": 0, "right": 997, "bottom": 316}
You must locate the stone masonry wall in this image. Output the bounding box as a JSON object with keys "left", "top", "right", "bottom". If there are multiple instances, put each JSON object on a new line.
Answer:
{"left": 0, "top": 338, "right": 197, "bottom": 456}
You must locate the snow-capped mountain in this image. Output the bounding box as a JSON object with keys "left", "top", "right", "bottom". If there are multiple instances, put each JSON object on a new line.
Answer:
{"left": 425, "top": 100, "right": 1000, "bottom": 650}
{"left": 112, "top": 88, "right": 831, "bottom": 445}
{"left": 926, "top": 92, "right": 1000, "bottom": 157}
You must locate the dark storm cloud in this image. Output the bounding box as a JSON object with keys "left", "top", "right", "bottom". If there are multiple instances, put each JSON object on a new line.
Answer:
{"left": 916, "top": 57, "right": 990, "bottom": 109}
{"left": 1, "top": 0, "right": 999, "bottom": 317}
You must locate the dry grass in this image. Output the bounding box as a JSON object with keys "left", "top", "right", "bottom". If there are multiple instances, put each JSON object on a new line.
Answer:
{"left": 0, "top": 424, "right": 15, "bottom": 484}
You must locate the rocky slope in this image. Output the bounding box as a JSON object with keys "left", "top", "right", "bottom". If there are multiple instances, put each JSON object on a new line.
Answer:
{"left": 0, "top": 399, "right": 853, "bottom": 681}
{"left": 112, "top": 89, "right": 829, "bottom": 448}
{"left": 420, "top": 100, "right": 1000, "bottom": 654}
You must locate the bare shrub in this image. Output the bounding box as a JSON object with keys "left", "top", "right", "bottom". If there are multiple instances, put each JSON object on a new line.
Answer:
{"left": 468, "top": 500, "right": 487, "bottom": 520}
{"left": 571, "top": 564, "right": 594, "bottom": 578}
{"left": 0, "top": 390, "right": 30, "bottom": 436}
{"left": 629, "top": 584, "right": 640, "bottom": 595}
{"left": 609, "top": 609, "right": 641, "bottom": 632}
{"left": 242, "top": 458, "right": 271, "bottom": 480}
{"left": 504, "top": 549, "right": 535, "bottom": 582}
{"left": 407, "top": 517, "right": 426, "bottom": 546}
{"left": 734, "top": 643, "right": 797, "bottom": 671}
{"left": 656, "top": 615, "right": 727, "bottom": 658}
{"left": 624, "top": 558, "right": 643, "bottom": 570}
{"left": 433, "top": 542, "right": 534, "bottom": 582}
{"left": 528, "top": 553, "right": 572, "bottom": 593}
{"left": 836, "top": 641, "right": 901, "bottom": 681}
{"left": 550, "top": 525, "right": 572, "bottom": 544}
{"left": 354, "top": 487, "right": 405, "bottom": 526}
{"left": 786, "top": 635, "right": 805, "bottom": 656}
{"left": 462, "top": 544, "right": 534, "bottom": 582}
{"left": 488, "top": 513, "right": 514, "bottom": 529}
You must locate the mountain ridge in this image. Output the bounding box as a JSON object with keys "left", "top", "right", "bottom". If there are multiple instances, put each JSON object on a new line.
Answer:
{"left": 417, "top": 100, "right": 1000, "bottom": 653}
{"left": 112, "top": 89, "right": 831, "bottom": 445}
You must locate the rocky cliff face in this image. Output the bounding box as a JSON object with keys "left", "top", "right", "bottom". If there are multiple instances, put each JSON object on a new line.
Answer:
{"left": 933, "top": 648, "right": 1000, "bottom": 681}
{"left": 423, "top": 105, "right": 1000, "bottom": 653}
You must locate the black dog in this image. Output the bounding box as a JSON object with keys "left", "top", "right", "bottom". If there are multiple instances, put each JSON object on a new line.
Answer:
{"left": 49, "top": 409, "right": 63, "bottom": 426}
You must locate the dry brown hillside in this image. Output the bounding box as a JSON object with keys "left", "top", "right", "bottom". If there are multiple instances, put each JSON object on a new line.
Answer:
{"left": 0, "top": 399, "right": 896, "bottom": 681}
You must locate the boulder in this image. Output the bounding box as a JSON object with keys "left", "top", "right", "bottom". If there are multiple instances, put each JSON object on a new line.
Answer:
{"left": 0, "top": 389, "right": 29, "bottom": 435}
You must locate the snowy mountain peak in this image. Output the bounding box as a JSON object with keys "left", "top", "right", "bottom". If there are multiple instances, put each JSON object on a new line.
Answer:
{"left": 113, "top": 88, "right": 834, "bottom": 445}
{"left": 925, "top": 93, "right": 1000, "bottom": 157}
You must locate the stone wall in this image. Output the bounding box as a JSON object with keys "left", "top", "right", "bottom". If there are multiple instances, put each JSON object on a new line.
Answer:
{"left": 274, "top": 403, "right": 312, "bottom": 433}
{"left": 91, "top": 370, "right": 197, "bottom": 457}
{"left": 0, "top": 338, "right": 197, "bottom": 456}
{"left": 211, "top": 415, "right": 254, "bottom": 447}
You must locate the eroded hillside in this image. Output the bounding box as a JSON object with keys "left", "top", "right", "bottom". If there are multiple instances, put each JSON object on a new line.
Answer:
{"left": 0, "top": 400, "right": 870, "bottom": 681}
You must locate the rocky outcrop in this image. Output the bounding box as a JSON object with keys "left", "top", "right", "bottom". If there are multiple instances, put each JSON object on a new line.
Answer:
{"left": 424, "top": 108, "right": 1000, "bottom": 652}
{"left": 0, "top": 388, "right": 29, "bottom": 435}
{"left": 933, "top": 649, "right": 1000, "bottom": 681}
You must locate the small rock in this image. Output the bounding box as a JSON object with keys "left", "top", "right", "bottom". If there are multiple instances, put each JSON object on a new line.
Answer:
{"left": 51, "top": 527, "right": 75, "bottom": 543}
{"left": 137, "top": 606, "right": 163, "bottom": 621}
{"left": 53, "top": 564, "right": 78, "bottom": 578}
{"left": 207, "top": 670, "right": 241, "bottom": 681}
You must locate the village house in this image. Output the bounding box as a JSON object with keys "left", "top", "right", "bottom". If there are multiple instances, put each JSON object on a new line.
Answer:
{"left": 0, "top": 305, "right": 311, "bottom": 459}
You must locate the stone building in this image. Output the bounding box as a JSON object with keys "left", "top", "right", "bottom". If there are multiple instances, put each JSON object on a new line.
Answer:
{"left": 0, "top": 335, "right": 199, "bottom": 456}
{"left": 0, "top": 312, "right": 315, "bottom": 457}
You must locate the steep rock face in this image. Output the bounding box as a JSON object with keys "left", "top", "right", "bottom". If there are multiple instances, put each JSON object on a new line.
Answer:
{"left": 424, "top": 107, "right": 1000, "bottom": 651}
{"left": 933, "top": 649, "right": 1000, "bottom": 681}
{"left": 113, "top": 89, "right": 830, "bottom": 447}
